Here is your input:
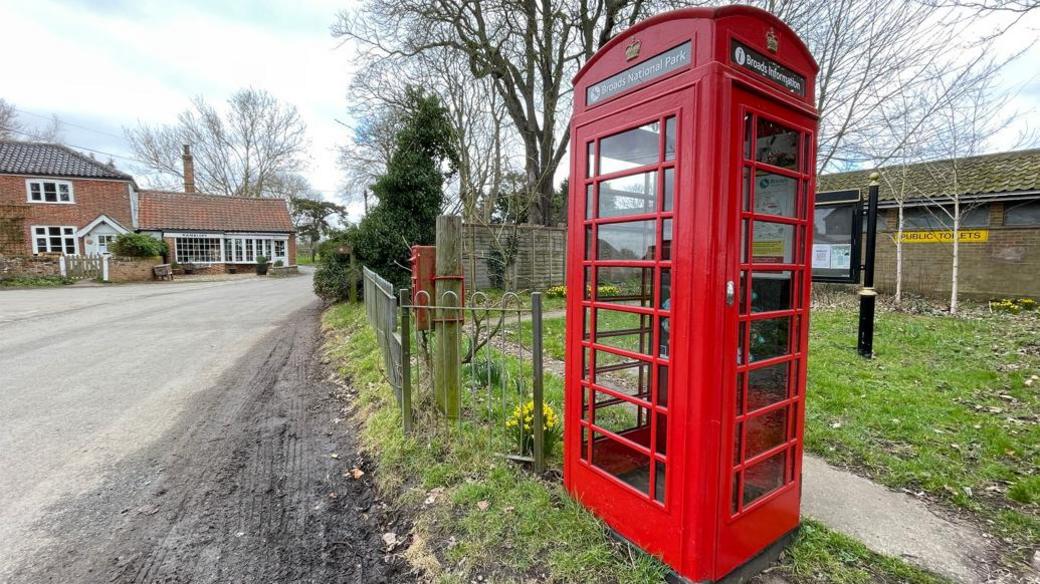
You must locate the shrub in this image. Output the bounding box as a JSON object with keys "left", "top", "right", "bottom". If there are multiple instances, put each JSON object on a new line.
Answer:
{"left": 108, "top": 232, "right": 167, "bottom": 258}
{"left": 313, "top": 252, "right": 354, "bottom": 302}
{"left": 274, "top": 259, "right": 284, "bottom": 267}
{"left": 256, "top": 255, "right": 269, "bottom": 265}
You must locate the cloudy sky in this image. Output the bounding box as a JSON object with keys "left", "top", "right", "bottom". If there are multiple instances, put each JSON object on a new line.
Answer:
{"left": 1, "top": 0, "right": 1038, "bottom": 221}
{"left": 0, "top": 0, "right": 361, "bottom": 210}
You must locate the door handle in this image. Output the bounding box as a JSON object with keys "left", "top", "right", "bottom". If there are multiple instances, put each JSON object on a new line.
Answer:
{"left": 726, "top": 280, "right": 736, "bottom": 306}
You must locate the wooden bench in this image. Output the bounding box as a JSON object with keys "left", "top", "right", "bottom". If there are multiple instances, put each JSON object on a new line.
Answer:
{"left": 153, "top": 264, "right": 173, "bottom": 281}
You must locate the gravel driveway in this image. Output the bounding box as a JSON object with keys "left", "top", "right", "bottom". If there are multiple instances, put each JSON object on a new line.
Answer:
{"left": 0, "top": 275, "right": 409, "bottom": 583}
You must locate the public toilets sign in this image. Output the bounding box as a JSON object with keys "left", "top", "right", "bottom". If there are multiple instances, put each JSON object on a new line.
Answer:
{"left": 587, "top": 42, "right": 691, "bottom": 106}
{"left": 731, "top": 41, "right": 806, "bottom": 96}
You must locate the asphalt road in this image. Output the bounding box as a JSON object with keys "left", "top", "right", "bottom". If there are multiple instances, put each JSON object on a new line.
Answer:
{"left": 0, "top": 274, "right": 409, "bottom": 583}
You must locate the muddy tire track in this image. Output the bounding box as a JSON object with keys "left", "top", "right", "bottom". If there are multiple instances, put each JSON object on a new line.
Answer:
{"left": 6, "top": 303, "right": 411, "bottom": 584}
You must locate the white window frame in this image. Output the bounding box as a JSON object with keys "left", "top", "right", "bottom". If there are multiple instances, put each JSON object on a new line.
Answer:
{"left": 31, "top": 225, "right": 78, "bottom": 255}
{"left": 95, "top": 234, "right": 117, "bottom": 254}
{"left": 174, "top": 236, "right": 224, "bottom": 264}
{"left": 26, "top": 179, "right": 75, "bottom": 204}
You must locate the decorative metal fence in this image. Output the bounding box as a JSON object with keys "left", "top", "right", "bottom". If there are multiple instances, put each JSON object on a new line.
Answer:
{"left": 362, "top": 267, "right": 403, "bottom": 401}
{"left": 361, "top": 267, "right": 550, "bottom": 472}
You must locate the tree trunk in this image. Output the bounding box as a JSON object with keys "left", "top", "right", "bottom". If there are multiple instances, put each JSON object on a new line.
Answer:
{"left": 894, "top": 204, "right": 904, "bottom": 306}
{"left": 950, "top": 199, "right": 960, "bottom": 315}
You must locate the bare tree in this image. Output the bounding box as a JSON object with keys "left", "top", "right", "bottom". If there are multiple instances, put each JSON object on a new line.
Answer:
{"left": 1, "top": 99, "right": 21, "bottom": 140}
{"left": 909, "top": 67, "right": 1015, "bottom": 313}
{"left": 125, "top": 88, "right": 308, "bottom": 197}
{"left": 333, "top": 0, "right": 663, "bottom": 226}
{"left": 0, "top": 99, "right": 64, "bottom": 143}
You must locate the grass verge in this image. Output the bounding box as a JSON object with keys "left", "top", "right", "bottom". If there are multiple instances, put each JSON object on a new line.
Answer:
{"left": 535, "top": 306, "right": 1039, "bottom": 562}
{"left": 0, "top": 275, "right": 75, "bottom": 287}
{"left": 323, "top": 302, "right": 945, "bottom": 583}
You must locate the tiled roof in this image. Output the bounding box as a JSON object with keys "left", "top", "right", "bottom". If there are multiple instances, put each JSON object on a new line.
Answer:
{"left": 0, "top": 140, "right": 133, "bottom": 180}
{"left": 139, "top": 190, "right": 294, "bottom": 233}
{"left": 818, "top": 149, "right": 1040, "bottom": 202}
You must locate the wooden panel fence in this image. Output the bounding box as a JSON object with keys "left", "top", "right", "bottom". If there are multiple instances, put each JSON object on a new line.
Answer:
{"left": 461, "top": 223, "right": 566, "bottom": 292}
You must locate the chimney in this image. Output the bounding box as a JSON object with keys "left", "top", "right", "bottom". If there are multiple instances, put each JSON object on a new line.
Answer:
{"left": 182, "top": 144, "right": 196, "bottom": 193}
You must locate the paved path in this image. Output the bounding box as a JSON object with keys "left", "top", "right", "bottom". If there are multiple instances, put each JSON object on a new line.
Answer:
{"left": 0, "top": 275, "right": 409, "bottom": 583}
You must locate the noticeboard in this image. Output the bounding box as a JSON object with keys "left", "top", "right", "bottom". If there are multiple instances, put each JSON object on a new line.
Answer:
{"left": 812, "top": 190, "right": 862, "bottom": 283}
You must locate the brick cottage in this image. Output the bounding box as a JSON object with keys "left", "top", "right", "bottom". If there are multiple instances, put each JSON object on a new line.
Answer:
{"left": 0, "top": 140, "right": 138, "bottom": 257}
{"left": 0, "top": 141, "right": 296, "bottom": 273}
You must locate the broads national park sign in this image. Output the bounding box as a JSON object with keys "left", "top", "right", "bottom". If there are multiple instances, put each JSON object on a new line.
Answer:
{"left": 587, "top": 42, "right": 692, "bottom": 106}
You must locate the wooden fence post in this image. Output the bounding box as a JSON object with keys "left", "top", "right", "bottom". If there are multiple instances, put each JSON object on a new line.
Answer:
{"left": 434, "top": 215, "right": 462, "bottom": 420}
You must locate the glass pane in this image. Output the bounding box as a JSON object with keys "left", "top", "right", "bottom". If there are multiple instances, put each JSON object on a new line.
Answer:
{"left": 748, "top": 362, "right": 789, "bottom": 412}
{"left": 592, "top": 432, "right": 651, "bottom": 495}
{"left": 35, "top": 227, "right": 45, "bottom": 235}
{"left": 659, "top": 268, "right": 671, "bottom": 311}
{"left": 746, "top": 407, "right": 788, "bottom": 459}
{"left": 654, "top": 415, "right": 667, "bottom": 455}
{"left": 583, "top": 267, "right": 593, "bottom": 299}
{"left": 736, "top": 371, "right": 745, "bottom": 415}
{"left": 581, "top": 425, "right": 590, "bottom": 461}
{"left": 738, "top": 322, "right": 746, "bottom": 365}
{"left": 1006, "top": 201, "right": 1040, "bottom": 226}
{"left": 594, "top": 352, "right": 651, "bottom": 402}
{"left": 661, "top": 219, "right": 673, "bottom": 260}
{"left": 657, "top": 365, "right": 669, "bottom": 408}
{"left": 597, "top": 220, "right": 656, "bottom": 260}
{"left": 750, "top": 317, "right": 791, "bottom": 363}
{"left": 751, "top": 271, "right": 793, "bottom": 312}
{"left": 732, "top": 473, "right": 742, "bottom": 513}
{"left": 663, "top": 168, "right": 674, "bottom": 212}
{"left": 740, "top": 220, "right": 749, "bottom": 263}
{"left": 599, "top": 171, "right": 657, "bottom": 218}
{"left": 597, "top": 266, "right": 653, "bottom": 306}
{"left": 743, "top": 114, "right": 753, "bottom": 159}
{"left": 593, "top": 393, "right": 650, "bottom": 436}
{"left": 65, "top": 241, "right": 75, "bottom": 254}
{"left": 665, "top": 116, "right": 676, "bottom": 161}
{"left": 756, "top": 118, "right": 799, "bottom": 170}
{"left": 742, "top": 167, "right": 751, "bottom": 211}
{"left": 599, "top": 122, "right": 661, "bottom": 175}
{"left": 739, "top": 270, "right": 748, "bottom": 314}
{"left": 585, "top": 225, "right": 594, "bottom": 260}
{"left": 49, "top": 227, "right": 61, "bottom": 236}
{"left": 654, "top": 461, "right": 666, "bottom": 503}
{"left": 62, "top": 227, "right": 73, "bottom": 235}
{"left": 586, "top": 142, "right": 595, "bottom": 178}
{"left": 752, "top": 221, "right": 795, "bottom": 264}
{"left": 583, "top": 307, "right": 590, "bottom": 340}
{"left": 586, "top": 184, "right": 594, "bottom": 219}
{"left": 754, "top": 171, "right": 798, "bottom": 218}
{"left": 743, "top": 449, "right": 787, "bottom": 506}
{"left": 734, "top": 421, "right": 743, "bottom": 464}
{"left": 658, "top": 317, "right": 670, "bottom": 358}
{"left": 596, "top": 308, "right": 652, "bottom": 356}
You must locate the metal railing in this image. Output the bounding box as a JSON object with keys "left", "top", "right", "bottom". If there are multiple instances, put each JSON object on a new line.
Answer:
{"left": 361, "top": 267, "right": 550, "bottom": 472}
{"left": 362, "top": 267, "right": 403, "bottom": 402}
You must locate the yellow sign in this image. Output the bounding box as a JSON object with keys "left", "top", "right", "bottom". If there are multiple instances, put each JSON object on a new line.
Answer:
{"left": 899, "top": 229, "right": 989, "bottom": 244}
{"left": 752, "top": 240, "right": 785, "bottom": 255}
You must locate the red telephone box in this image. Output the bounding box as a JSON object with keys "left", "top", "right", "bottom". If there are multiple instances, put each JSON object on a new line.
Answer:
{"left": 564, "top": 7, "right": 818, "bottom": 582}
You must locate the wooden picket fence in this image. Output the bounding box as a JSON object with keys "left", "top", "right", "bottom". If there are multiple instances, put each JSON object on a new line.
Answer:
{"left": 61, "top": 254, "right": 104, "bottom": 280}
